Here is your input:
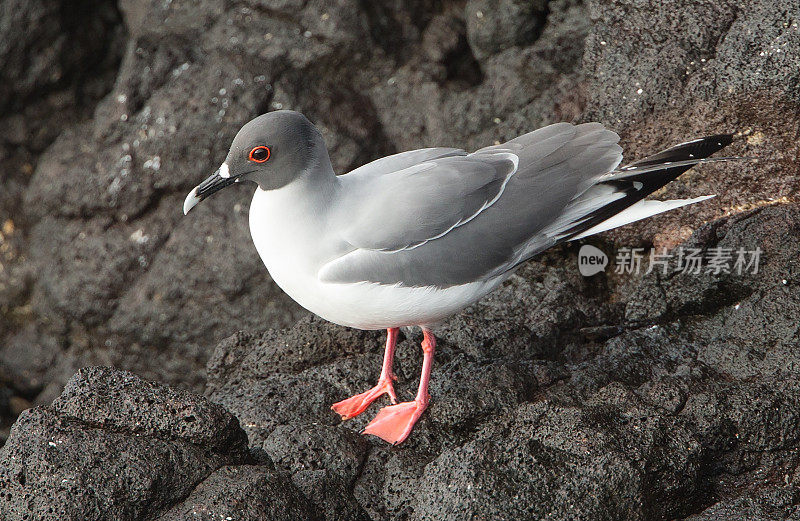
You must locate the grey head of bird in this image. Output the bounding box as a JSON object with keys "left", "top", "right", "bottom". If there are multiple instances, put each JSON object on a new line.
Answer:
{"left": 183, "top": 110, "right": 328, "bottom": 214}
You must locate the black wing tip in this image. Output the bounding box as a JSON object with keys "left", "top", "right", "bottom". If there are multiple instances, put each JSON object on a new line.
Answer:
{"left": 696, "top": 133, "right": 734, "bottom": 150}
{"left": 629, "top": 133, "right": 735, "bottom": 168}
{"left": 676, "top": 133, "right": 734, "bottom": 145}
{"left": 682, "top": 133, "right": 735, "bottom": 161}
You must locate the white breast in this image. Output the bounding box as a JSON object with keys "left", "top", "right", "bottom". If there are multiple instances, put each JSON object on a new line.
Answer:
{"left": 248, "top": 186, "right": 507, "bottom": 330}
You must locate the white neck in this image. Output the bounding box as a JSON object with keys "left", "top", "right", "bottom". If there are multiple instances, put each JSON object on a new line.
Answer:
{"left": 259, "top": 162, "right": 337, "bottom": 215}
{"left": 248, "top": 165, "right": 342, "bottom": 266}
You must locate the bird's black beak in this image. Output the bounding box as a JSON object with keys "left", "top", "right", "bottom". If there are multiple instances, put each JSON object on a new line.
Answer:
{"left": 183, "top": 165, "right": 236, "bottom": 215}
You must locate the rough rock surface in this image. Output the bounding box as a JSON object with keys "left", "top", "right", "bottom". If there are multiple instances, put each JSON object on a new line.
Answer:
{"left": 584, "top": 0, "right": 800, "bottom": 248}
{"left": 0, "top": 367, "right": 260, "bottom": 520}
{"left": 1, "top": 0, "right": 799, "bottom": 519}
{"left": 156, "top": 465, "right": 316, "bottom": 521}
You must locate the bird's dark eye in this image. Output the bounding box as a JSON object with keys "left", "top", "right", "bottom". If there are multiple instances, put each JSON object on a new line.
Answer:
{"left": 249, "top": 146, "right": 271, "bottom": 163}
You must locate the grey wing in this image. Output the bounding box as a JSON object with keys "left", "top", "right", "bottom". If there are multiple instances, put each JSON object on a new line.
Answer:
{"left": 342, "top": 147, "right": 466, "bottom": 180}
{"left": 321, "top": 122, "right": 622, "bottom": 288}
{"left": 335, "top": 153, "right": 517, "bottom": 251}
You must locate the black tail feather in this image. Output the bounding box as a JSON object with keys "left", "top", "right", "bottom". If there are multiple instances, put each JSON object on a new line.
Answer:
{"left": 559, "top": 134, "right": 735, "bottom": 240}
{"left": 623, "top": 134, "right": 733, "bottom": 168}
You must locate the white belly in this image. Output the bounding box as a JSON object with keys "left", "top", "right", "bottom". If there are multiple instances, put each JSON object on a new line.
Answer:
{"left": 248, "top": 187, "right": 507, "bottom": 329}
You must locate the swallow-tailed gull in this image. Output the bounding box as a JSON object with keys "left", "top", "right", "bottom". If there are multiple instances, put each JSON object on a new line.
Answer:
{"left": 184, "top": 110, "right": 734, "bottom": 444}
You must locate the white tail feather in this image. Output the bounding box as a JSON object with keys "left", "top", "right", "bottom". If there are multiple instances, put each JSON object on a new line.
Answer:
{"left": 569, "top": 195, "right": 716, "bottom": 240}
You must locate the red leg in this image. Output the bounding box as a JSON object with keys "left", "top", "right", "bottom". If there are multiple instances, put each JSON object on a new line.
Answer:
{"left": 363, "top": 329, "right": 435, "bottom": 445}
{"left": 332, "top": 328, "right": 399, "bottom": 420}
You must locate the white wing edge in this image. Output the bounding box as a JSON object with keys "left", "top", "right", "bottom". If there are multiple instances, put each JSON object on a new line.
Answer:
{"left": 568, "top": 195, "right": 716, "bottom": 241}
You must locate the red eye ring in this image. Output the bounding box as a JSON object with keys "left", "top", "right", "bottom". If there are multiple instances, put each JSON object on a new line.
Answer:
{"left": 248, "top": 146, "right": 271, "bottom": 163}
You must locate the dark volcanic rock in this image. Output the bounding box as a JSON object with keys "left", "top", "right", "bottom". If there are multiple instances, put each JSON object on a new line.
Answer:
{"left": 686, "top": 487, "right": 800, "bottom": 520}
{"left": 413, "top": 396, "right": 700, "bottom": 520}
{"left": 262, "top": 424, "right": 373, "bottom": 521}
{"left": 156, "top": 465, "right": 317, "bottom": 521}
{"left": 0, "top": 367, "right": 253, "bottom": 520}
{"left": 0, "top": 0, "right": 125, "bottom": 222}
{"left": 52, "top": 366, "right": 248, "bottom": 454}
{"left": 465, "top": 0, "right": 549, "bottom": 60}
{"left": 0, "top": 0, "right": 127, "bottom": 435}
{"left": 584, "top": 0, "right": 800, "bottom": 246}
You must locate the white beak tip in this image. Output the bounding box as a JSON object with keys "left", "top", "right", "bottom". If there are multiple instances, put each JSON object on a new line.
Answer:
{"left": 183, "top": 188, "right": 200, "bottom": 215}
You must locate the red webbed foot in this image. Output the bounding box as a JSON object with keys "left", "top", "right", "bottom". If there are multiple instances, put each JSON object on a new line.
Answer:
{"left": 331, "top": 376, "right": 397, "bottom": 420}
{"left": 332, "top": 328, "right": 400, "bottom": 420}
{"left": 363, "top": 398, "right": 428, "bottom": 445}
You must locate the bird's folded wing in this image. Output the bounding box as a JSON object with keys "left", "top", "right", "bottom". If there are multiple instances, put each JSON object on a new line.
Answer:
{"left": 342, "top": 147, "right": 467, "bottom": 180}
{"left": 320, "top": 123, "right": 622, "bottom": 288}
{"left": 336, "top": 154, "right": 518, "bottom": 252}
